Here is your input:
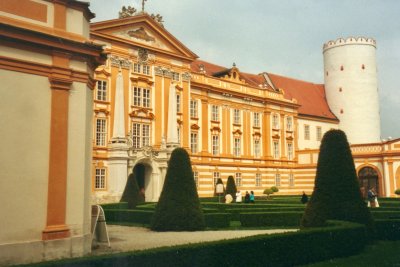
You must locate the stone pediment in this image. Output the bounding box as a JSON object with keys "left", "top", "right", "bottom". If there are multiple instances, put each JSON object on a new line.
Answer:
{"left": 91, "top": 13, "right": 198, "bottom": 61}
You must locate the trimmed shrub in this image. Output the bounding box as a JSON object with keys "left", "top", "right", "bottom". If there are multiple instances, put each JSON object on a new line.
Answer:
{"left": 225, "top": 176, "right": 237, "bottom": 202}
{"left": 374, "top": 219, "right": 400, "bottom": 240}
{"left": 271, "top": 186, "right": 279, "bottom": 193}
{"left": 104, "top": 209, "right": 153, "bottom": 225}
{"left": 395, "top": 189, "right": 400, "bottom": 195}
{"left": 301, "top": 130, "right": 373, "bottom": 230}
{"left": 151, "top": 148, "right": 205, "bottom": 231}
{"left": 204, "top": 213, "right": 230, "bottom": 228}
{"left": 37, "top": 221, "right": 367, "bottom": 267}
{"left": 240, "top": 211, "right": 303, "bottom": 227}
{"left": 120, "top": 173, "right": 144, "bottom": 209}
{"left": 101, "top": 202, "right": 128, "bottom": 210}
{"left": 263, "top": 188, "right": 274, "bottom": 198}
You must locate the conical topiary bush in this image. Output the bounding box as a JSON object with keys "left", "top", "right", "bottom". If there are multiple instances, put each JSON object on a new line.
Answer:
{"left": 225, "top": 176, "right": 237, "bottom": 202}
{"left": 120, "top": 172, "right": 144, "bottom": 209}
{"left": 151, "top": 147, "right": 205, "bottom": 231}
{"left": 301, "top": 129, "right": 373, "bottom": 229}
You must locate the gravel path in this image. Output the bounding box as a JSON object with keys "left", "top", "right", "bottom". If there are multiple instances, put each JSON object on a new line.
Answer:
{"left": 92, "top": 225, "right": 297, "bottom": 255}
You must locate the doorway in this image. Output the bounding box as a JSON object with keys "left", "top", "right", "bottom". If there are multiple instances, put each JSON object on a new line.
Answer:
{"left": 133, "top": 163, "right": 153, "bottom": 201}
{"left": 358, "top": 166, "right": 379, "bottom": 197}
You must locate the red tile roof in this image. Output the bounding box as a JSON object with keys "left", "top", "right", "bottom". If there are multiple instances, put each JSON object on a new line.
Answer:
{"left": 191, "top": 59, "right": 338, "bottom": 121}
{"left": 268, "top": 73, "right": 337, "bottom": 120}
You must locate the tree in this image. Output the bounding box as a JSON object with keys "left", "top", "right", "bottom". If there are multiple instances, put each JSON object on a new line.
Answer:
{"left": 301, "top": 130, "right": 373, "bottom": 229}
{"left": 151, "top": 148, "right": 205, "bottom": 231}
{"left": 225, "top": 176, "right": 237, "bottom": 201}
{"left": 395, "top": 189, "right": 400, "bottom": 196}
{"left": 120, "top": 172, "right": 144, "bottom": 209}
{"left": 263, "top": 188, "right": 274, "bottom": 198}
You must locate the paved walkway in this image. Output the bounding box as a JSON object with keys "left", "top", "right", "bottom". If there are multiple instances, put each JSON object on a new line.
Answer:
{"left": 91, "top": 225, "right": 297, "bottom": 256}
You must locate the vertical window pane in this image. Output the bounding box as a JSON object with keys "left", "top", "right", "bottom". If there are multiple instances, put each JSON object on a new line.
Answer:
{"left": 317, "top": 126, "right": 322, "bottom": 141}
{"left": 287, "top": 117, "right": 292, "bottom": 131}
{"left": 253, "top": 112, "right": 260, "bottom": 127}
{"left": 213, "top": 172, "right": 220, "bottom": 187}
{"left": 287, "top": 143, "right": 293, "bottom": 160}
{"left": 256, "top": 173, "right": 261, "bottom": 187}
{"left": 275, "top": 174, "right": 281, "bottom": 186}
{"left": 273, "top": 141, "right": 279, "bottom": 159}
{"left": 133, "top": 87, "right": 141, "bottom": 106}
{"left": 193, "top": 171, "right": 199, "bottom": 188}
{"left": 212, "top": 105, "right": 219, "bottom": 121}
{"left": 191, "top": 132, "right": 198, "bottom": 153}
{"left": 143, "top": 88, "right": 150, "bottom": 108}
{"left": 176, "top": 94, "right": 181, "bottom": 113}
{"left": 95, "top": 168, "right": 106, "bottom": 189}
{"left": 235, "top": 173, "right": 242, "bottom": 187}
{"left": 190, "top": 100, "right": 198, "bottom": 118}
{"left": 96, "top": 80, "right": 107, "bottom": 101}
{"left": 234, "top": 138, "right": 241, "bottom": 157}
{"left": 304, "top": 125, "right": 310, "bottom": 140}
{"left": 273, "top": 114, "right": 279, "bottom": 129}
{"left": 234, "top": 109, "right": 241, "bottom": 124}
{"left": 96, "top": 118, "right": 107, "bottom": 146}
{"left": 212, "top": 135, "right": 219, "bottom": 155}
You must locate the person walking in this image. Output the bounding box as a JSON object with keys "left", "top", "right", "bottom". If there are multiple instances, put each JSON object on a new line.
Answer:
{"left": 244, "top": 191, "right": 250, "bottom": 203}
{"left": 250, "top": 191, "right": 255, "bottom": 203}
{"left": 235, "top": 191, "right": 242, "bottom": 203}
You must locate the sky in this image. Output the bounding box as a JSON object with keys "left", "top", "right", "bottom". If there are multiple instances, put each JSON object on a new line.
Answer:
{"left": 89, "top": 0, "right": 400, "bottom": 139}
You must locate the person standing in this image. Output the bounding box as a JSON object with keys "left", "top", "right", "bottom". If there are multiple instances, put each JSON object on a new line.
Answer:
{"left": 301, "top": 191, "right": 308, "bottom": 204}
{"left": 367, "top": 187, "right": 376, "bottom": 208}
{"left": 244, "top": 191, "right": 250, "bottom": 203}
{"left": 235, "top": 191, "right": 242, "bottom": 203}
{"left": 250, "top": 191, "right": 255, "bottom": 203}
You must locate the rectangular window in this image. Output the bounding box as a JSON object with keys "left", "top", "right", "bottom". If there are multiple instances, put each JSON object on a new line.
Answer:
{"left": 132, "top": 123, "right": 150, "bottom": 149}
{"left": 317, "top": 126, "right": 322, "bottom": 141}
{"left": 273, "top": 141, "right": 279, "bottom": 159}
{"left": 176, "top": 94, "right": 181, "bottom": 113}
{"left": 211, "top": 105, "right": 219, "bottom": 121}
{"left": 142, "top": 88, "right": 151, "bottom": 108}
{"left": 272, "top": 114, "right": 279, "bottom": 129}
{"left": 133, "top": 87, "right": 141, "bottom": 107}
{"left": 235, "top": 173, "right": 242, "bottom": 187}
{"left": 256, "top": 173, "right": 262, "bottom": 187}
{"left": 190, "top": 132, "right": 198, "bottom": 153}
{"left": 234, "top": 138, "right": 241, "bottom": 157}
{"left": 289, "top": 173, "right": 295, "bottom": 187}
{"left": 287, "top": 143, "right": 293, "bottom": 160}
{"left": 234, "top": 109, "right": 241, "bottom": 124}
{"left": 304, "top": 125, "right": 310, "bottom": 140}
{"left": 134, "top": 63, "right": 141, "bottom": 73}
{"left": 95, "top": 118, "right": 107, "bottom": 146}
{"left": 143, "top": 65, "right": 150, "bottom": 75}
{"left": 253, "top": 112, "right": 260, "bottom": 127}
{"left": 96, "top": 80, "right": 107, "bottom": 101}
{"left": 172, "top": 72, "right": 180, "bottom": 81}
{"left": 142, "top": 124, "right": 150, "bottom": 147}
{"left": 212, "top": 135, "right": 219, "bottom": 156}
{"left": 254, "top": 139, "right": 260, "bottom": 158}
{"left": 193, "top": 171, "right": 199, "bottom": 188}
{"left": 177, "top": 127, "right": 181, "bottom": 144}
{"left": 275, "top": 174, "right": 281, "bottom": 187}
{"left": 95, "top": 168, "right": 106, "bottom": 189}
{"left": 190, "top": 99, "right": 198, "bottom": 118}
{"left": 213, "top": 172, "right": 220, "bottom": 187}
{"left": 286, "top": 116, "right": 293, "bottom": 131}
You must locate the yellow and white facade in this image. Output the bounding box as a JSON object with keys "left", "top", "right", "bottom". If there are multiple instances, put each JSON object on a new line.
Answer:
{"left": 0, "top": 0, "right": 103, "bottom": 265}
{"left": 90, "top": 13, "right": 400, "bottom": 203}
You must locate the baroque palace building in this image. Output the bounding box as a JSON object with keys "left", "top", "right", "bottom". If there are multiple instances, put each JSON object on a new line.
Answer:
{"left": 90, "top": 12, "right": 400, "bottom": 204}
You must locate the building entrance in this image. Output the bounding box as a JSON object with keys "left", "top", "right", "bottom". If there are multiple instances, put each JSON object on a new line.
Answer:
{"left": 358, "top": 166, "right": 379, "bottom": 197}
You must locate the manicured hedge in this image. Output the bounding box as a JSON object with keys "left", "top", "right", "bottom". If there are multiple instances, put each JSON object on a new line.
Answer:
{"left": 204, "top": 213, "right": 230, "bottom": 228}
{"left": 104, "top": 209, "right": 153, "bottom": 225}
{"left": 240, "top": 212, "right": 303, "bottom": 227}
{"left": 374, "top": 219, "right": 400, "bottom": 240}
{"left": 370, "top": 211, "right": 400, "bottom": 219}
{"left": 100, "top": 202, "right": 128, "bottom": 210}
{"left": 226, "top": 207, "right": 305, "bottom": 220}
{"left": 34, "top": 221, "right": 367, "bottom": 267}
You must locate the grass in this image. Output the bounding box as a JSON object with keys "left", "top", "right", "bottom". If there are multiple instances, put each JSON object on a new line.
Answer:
{"left": 302, "top": 240, "right": 400, "bottom": 267}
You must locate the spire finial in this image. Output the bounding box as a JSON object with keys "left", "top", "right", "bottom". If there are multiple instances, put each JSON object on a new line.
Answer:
{"left": 142, "top": 0, "right": 147, "bottom": 12}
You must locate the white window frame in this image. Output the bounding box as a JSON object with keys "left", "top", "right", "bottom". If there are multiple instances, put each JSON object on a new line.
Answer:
{"left": 190, "top": 99, "right": 198, "bottom": 118}
{"left": 233, "top": 109, "right": 241, "bottom": 124}
{"left": 133, "top": 63, "right": 141, "bottom": 73}
{"left": 256, "top": 173, "right": 262, "bottom": 187}
{"left": 95, "top": 168, "right": 106, "bottom": 189}
{"left": 143, "top": 65, "right": 150, "bottom": 75}
{"left": 275, "top": 173, "right": 281, "bottom": 187}
{"left": 304, "top": 125, "right": 310, "bottom": 140}
{"left": 289, "top": 173, "right": 295, "bottom": 187}
{"left": 234, "top": 137, "right": 241, "bottom": 157}
{"left": 235, "top": 173, "right": 242, "bottom": 187}
{"left": 132, "top": 123, "right": 150, "bottom": 149}
{"left": 142, "top": 88, "right": 151, "bottom": 108}
{"left": 254, "top": 139, "right": 260, "bottom": 158}
{"left": 287, "top": 143, "right": 293, "bottom": 160}
{"left": 212, "top": 135, "right": 219, "bottom": 156}
{"left": 96, "top": 80, "right": 107, "bottom": 101}
{"left": 211, "top": 105, "right": 219, "bottom": 121}
{"left": 133, "top": 87, "right": 141, "bottom": 107}
{"left": 190, "top": 132, "right": 198, "bottom": 153}
{"left": 172, "top": 72, "right": 180, "bottom": 81}
{"left": 273, "top": 141, "right": 279, "bottom": 159}
{"left": 272, "top": 113, "right": 279, "bottom": 129}
{"left": 176, "top": 94, "right": 181, "bottom": 113}
{"left": 253, "top": 112, "right": 260, "bottom": 127}
{"left": 95, "top": 118, "right": 107, "bottom": 147}
{"left": 286, "top": 116, "right": 293, "bottom": 131}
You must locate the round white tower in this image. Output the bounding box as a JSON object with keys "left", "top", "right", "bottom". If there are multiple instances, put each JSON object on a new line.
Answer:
{"left": 323, "top": 37, "right": 381, "bottom": 144}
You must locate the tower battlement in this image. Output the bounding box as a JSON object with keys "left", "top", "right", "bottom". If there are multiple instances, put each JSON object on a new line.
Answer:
{"left": 323, "top": 37, "right": 376, "bottom": 52}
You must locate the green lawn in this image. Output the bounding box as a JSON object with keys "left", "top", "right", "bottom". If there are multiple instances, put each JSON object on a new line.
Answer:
{"left": 303, "top": 240, "right": 400, "bottom": 267}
